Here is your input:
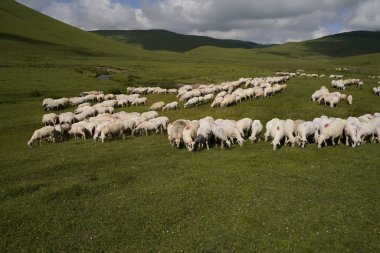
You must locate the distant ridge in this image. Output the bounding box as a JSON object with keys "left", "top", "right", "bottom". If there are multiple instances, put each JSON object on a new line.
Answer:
{"left": 302, "top": 31, "right": 380, "bottom": 57}
{"left": 92, "top": 29, "right": 267, "bottom": 52}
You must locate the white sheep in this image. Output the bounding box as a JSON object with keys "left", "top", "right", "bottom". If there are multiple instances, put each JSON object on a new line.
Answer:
{"left": 248, "top": 120, "right": 263, "bottom": 143}
{"left": 168, "top": 119, "right": 189, "bottom": 148}
{"left": 100, "top": 122, "right": 124, "bottom": 143}
{"left": 162, "top": 101, "right": 178, "bottom": 111}
{"left": 297, "top": 121, "right": 316, "bottom": 148}
{"left": 317, "top": 118, "right": 345, "bottom": 148}
{"left": 27, "top": 126, "right": 55, "bottom": 147}
{"left": 131, "top": 97, "right": 147, "bottom": 106}
{"left": 236, "top": 118, "right": 253, "bottom": 138}
{"left": 347, "top": 95, "right": 353, "bottom": 105}
{"left": 42, "top": 113, "right": 59, "bottom": 126}
{"left": 149, "top": 101, "right": 166, "bottom": 111}
{"left": 182, "top": 121, "right": 200, "bottom": 151}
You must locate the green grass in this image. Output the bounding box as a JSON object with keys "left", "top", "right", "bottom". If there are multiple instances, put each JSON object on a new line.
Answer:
{"left": 1, "top": 0, "right": 380, "bottom": 252}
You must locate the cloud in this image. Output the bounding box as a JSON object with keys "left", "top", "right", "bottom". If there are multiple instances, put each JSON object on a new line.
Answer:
{"left": 16, "top": 0, "right": 377, "bottom": 44}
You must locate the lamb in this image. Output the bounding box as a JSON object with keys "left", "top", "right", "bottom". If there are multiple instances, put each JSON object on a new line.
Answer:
{"left": 235, "top": 118, "right": 253, "bottom": 138}
{"left": 162, "top": 101, "right": 178, "bottom": 111}
{"left": 317, "top": 118, "right": 345, "bottom": 148}
{"left": 248, "top": 120, "right": 263, "bottom": 143}
{"left": 297, "top": 121, "right": 316, "bottom": 148}
{"left": 27, "top": 126, "right": 55, "bottom": 147}
{"left": 182, "top": 121, "right": 200, "bottom": 151}
{"left": 42, "top": 113, "right": 59, "bottom": 126}
{"left": 149, "top": 101, "right": 166, "bottom": 111}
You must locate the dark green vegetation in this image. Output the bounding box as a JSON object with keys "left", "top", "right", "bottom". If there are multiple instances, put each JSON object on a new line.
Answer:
{"left": 1, "top": 0, "right": 380, "bottom": 252}
{"left": 92, "top": 29, "right": 266, "bottom": 52}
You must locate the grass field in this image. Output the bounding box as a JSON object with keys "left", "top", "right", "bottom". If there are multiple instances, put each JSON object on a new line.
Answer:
{"left": 1, "top": 0, "right": 380, "bottom": 252}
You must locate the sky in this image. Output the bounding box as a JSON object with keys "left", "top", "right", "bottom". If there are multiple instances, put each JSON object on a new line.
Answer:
{"left": 17, "top": 0, "right": 380, "bottom": 44}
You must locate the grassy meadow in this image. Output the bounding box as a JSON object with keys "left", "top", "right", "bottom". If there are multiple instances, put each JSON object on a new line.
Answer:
{"left": 1, "top": 0, "right": 380, "bottom": 252}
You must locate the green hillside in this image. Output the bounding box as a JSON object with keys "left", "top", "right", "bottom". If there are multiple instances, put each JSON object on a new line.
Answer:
{"left": 261, "top": 31, "right": 380, "bottom": 58}
{"left": 0, "top": 0, "right": 149, "bottom": 57}
{"left": 92, "top": 29, "right": 266, "bottom": 52}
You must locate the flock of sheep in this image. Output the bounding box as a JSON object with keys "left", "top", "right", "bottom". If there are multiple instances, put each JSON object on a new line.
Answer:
{"left": 28, "top": 72, "right": 380, "bottom": 150}
{"left": 166, "top": 113, "right": 380, "bottom": 151}
{"left": 311, "top": 86, "right": 352, "bottom": 107}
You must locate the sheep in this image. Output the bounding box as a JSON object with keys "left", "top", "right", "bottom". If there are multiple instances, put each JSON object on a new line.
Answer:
{"left": 95, "top": 106, "right": 114, "bottom": 114}
{"left": 168, "top": 119, "right": 189, "bottom": 148}
{"left": 284, "top": 119, "right": 296, "bottom": 146}
{"left": 162, "top": 101, "right": 178, "bottom": 111}
{"left": 211, "top": 97, "right": 223, "bottom": 108}
{"left": 356, "top": 120, "right": 377, "bottom": 145}
{"left": 27, "top": 126, "right": 55, "bottom": 147}
{"left": 141, "top": 111, "right": 158, "bottom": 121}
{"left": 297, "top": 121, "right": 316, "bottom": 148}
{"left": 184, "top": 97, "right": 200, "bottom": 108}
{"left": 133, "top": 121, "right": 158, "bottom": 136}
{"left": 68, "top": 121, "right": 89, "bottom": 139}
{"left": 149, "top": 101, "right": 166, "bottom": 111}
{"left": 42, "top": 98, "right": 53, "bottom": 109}
{"left": 59, "top": 112, "right": 76, "bottom": 125}
{"left": 69, "top": 97, "right": 86, "bottom": 107}
{"left": 248, "top": 120, "right": 263, "bottom": 143}
{"left": 150, "top": 116, "right": 169, "bottom": 134}
{"left": 317, "top": 118, "right": 345, "bottom": 148}
{"left": 222, "top": 120, "right": 245, "bottom": 147}
{"left": 104, "top": 94, "right": 115, "bottom": 100}
{"left": 93, "top": 121, "right": 111, "bottom": 141}
{"left": 265, "top": 119, "right": 285, "bottom": 150}
{"left": 45, "top": 98, "right": 69, "bottom": 111}
{"left": 100, "top": 122, "right": 124, "bottom": 143}
{"left": 131, "top": 97, "right": 147, "bottom": 106}
{"left": 344, "top": 117, "right": 360, "bottom": 147}
{"left": 182, "top": 121, "right": 200, "bottom": 151}
{"left": 211, "top": 121, "right": 231, "bottom": 149}
{"left": 74, "top": 107, "right": 96, "bottom": 122}
{"left": 42, "top": 113, "right": 59, "bottom": 126}
{"left": 347, "top": 95, "right": 353, "bottom": 105}
{"left": 194, "top": 117, "right": 214, "bottom": 150}
{"left": 236, "top": 118, "right": 253, "bottom": 138}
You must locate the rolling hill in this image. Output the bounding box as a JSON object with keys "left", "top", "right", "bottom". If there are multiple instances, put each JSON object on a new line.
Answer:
{"left": 0, "top": 0, "right": 148, "bottom": 57}
{"left": 92, "top": 29, "right": 266, "bottom": 52}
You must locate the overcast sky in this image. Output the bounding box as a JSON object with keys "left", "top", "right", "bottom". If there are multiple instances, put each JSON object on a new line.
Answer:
{"left": 17, "top": 0, "right": 380, "bottom": 44}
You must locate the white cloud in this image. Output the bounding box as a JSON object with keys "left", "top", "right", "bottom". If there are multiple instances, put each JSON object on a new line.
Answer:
{"left": 17, "top": 0, "right": 377, "bottom": 44}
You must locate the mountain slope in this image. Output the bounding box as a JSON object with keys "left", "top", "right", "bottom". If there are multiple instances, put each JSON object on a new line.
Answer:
{"left": 0, "top": 0, "right": 148, "bottom": 57}
{"left": 262, "top": 31, "right": 380, "bottom": 58}
{"left": 92, "top": 29, "right": 266, "bottom": 52}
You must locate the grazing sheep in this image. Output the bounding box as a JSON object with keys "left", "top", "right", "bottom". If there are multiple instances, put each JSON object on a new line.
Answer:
{"left": 168, "top": 119, "right": 189, "bottom": 148}
{"left": 236, "top": 118, "right": 253, "bottom": 138}
{"left": 194, "top": 117, "right": 214, "bottom": 150}
{"left": 162, "top": 101, "right": 178, "bottom": 111}
{"left": 149, "top": 101, "right": 166, "bottom": 111}
{"left": 265, "top": 118, "right": 285, "bottom": 150}
{"left": 141, "top": 111, "right": 158, "bottom": 121}
{"left": 284, "top": 119, "right": 296, "bottom": 146}
{"left": 297, "top": 121, "right": 316, "bottom": 148}
{"left": 42, "top": 113, "right": 59, "bottom": 126}
{"left": 100, "top": 122, "right": 124, "bottom": 143}
{"left": 27, "top": 126, "right": 55, "bottom": 147}
{"left": 131, "top": 97, "right": 147, "bottom": 106}
{"left": 59, "top": 112, "right": 76, "bottom": 125}
{"left": 249, "top": 120, "right": 263, "bottom": 143}
{"left": 182, "top": 121, "right": 200, "bottom": 151}
{"left": 317, "top": 118, "right": 345, "bottom": 148}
